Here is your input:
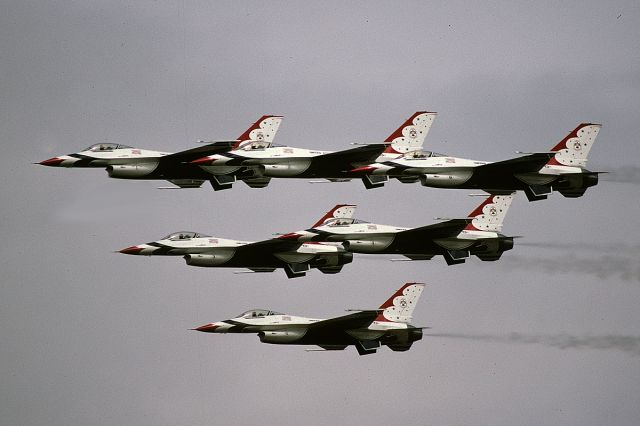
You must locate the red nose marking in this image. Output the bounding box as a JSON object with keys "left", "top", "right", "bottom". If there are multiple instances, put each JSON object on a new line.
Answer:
{"left": 119, "top": 245, "right": 144, "bottom": 255}
{"left": 193, "top": 324, "right": 219, "bottom": 332}
{"left": 39, "top": 157, "right": 65, "bottom": 166}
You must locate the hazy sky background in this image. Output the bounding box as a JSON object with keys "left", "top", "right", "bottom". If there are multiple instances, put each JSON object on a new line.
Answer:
{"left": 2, "top": 1, "right": 640, "bottom": 425}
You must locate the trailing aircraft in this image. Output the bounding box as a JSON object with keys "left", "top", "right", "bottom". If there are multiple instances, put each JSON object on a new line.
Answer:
{"left": 350, "top": 123, "right": 602, "bottom": 201}
{"left": 37, "top": 115, "right": 282, "bottom": 189}
{"left": 118, "top": 202, "right": 360, "bottom": 278}
{"left": 277, "top": 194, "right": 516, "bottom": 265}
{"left": 189, "top": 111, "right": 437, "bottom": 189}
{"left": 193, "top": 282, "right": 427, "bottom": 355}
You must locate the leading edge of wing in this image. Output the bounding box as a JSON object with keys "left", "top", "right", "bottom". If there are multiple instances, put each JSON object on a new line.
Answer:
{"left": 308, "top": 310, "right": 381, "bottom": 332}
{"left": 162, "top": 141, "right": 239, "bottom": 163}
{"left": 235, "top": 238, "right": 303, "bottom": 253}
{"left": 474, "top": 152, "right": 554, "bottom": 175}
{"left": 312, "top": 144, "right": 389, "bottom": 170}
{"left": 397, "top": 219, "right": 471, "bottom": 240}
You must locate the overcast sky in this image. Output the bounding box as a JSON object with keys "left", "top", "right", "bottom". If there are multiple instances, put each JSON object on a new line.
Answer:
{"left": 2, "top": 1, "right": 640, "bottom": 425}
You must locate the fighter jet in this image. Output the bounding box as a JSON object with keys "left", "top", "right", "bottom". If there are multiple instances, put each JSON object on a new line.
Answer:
{"left": 350, "top": 123, "right": 602, "bottom": 201}
{"left": 189, "top": 111, "right": 437, "bottom": 189}
{"left": 118, "top": 222, "right": 355, "bottom": 279}
{"left": 277, "top": 194, "right": 516, "bottom": 265}
{"left": 37, "top": 115, "right": 282, "bottom": 190}
{"left": 193, "top": 282, "right": 427, "bottom": 355}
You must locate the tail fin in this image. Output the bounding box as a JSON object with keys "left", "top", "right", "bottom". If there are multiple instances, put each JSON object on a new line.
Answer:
{"left": 234, "top": 115, "right": 283, "bottom": 149}
{"left": 464, "top": 193, "right": 515, "bottom": 232}
{"left": 312, "top": 204, "right": 357, "bottom": 227}
{"left": 545, "top": 123, "right": 601, "bottom": 168}
{"left": 383, "top": 112, "right": 437, "bottom": 155}
{"left": 375, "top": 283, "right": 425, "bottom": 324}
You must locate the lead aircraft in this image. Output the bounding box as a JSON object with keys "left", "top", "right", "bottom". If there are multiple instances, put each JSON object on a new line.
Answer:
{"left": 278, "top": 194, "right": 516, "bottom": 265}
{"left": 118, "top": 226, "right": 354, "bottom": 279}
{"left": 193, "top": 282, "right": 427, "bottom": 355}
{"left": 350, "top": 123, "right": 602, "bottom": 201}
{"left": 37, "top": 115, "right": 283, "bottom": 189}
{"left": 190, "top": 111, "right": 437, "bottom": 189}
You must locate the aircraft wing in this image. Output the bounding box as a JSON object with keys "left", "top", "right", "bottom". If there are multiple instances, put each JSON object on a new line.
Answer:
{"left": 395, "top": 219, "right": 471, "bottom": 243}
{"left": 161, "top": 141, "right": 238, "bottom": 164}
{"left": 307, "top": 310, "right": 381, "bottom": 332}
{"left": 309, "top": 144, "right": 389, "bottom": 173}
{"left": 232, "top": 238, "right": 303, "bottom": 260}
{"left": 474, "top": 153, "right": 554, "bottom": 176}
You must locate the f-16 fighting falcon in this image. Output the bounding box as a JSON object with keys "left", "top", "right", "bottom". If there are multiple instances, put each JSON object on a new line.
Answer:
{"left": 37, "top": 115, "right": 283, "bottom": 190}
{"left": 278, "top": 194, "right": 516, "bottom": 265}
{"left": 189, "top": 111, "right": 437, "bottom": 189}
{"left": 350, "top": 123, "right": 602, "bottom": 201}
{"left": 193, "top": 282, "right": 427, "bottom": 355}
{"left": 118, "top": 226, "right": 354, "bottom": 279}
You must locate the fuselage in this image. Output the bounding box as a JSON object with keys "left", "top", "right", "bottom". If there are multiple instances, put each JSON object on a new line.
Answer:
{"left": 40, "top": 143, "right": 169, "bottom": 168}
{"left": 194, "top": 144, "right": 407, "bottom": 179}
{"left": 196, "top": 309, "right": 413, "bottom": 347}
{"left": 119, "top": 231, "right": 352, "bottom": 271}
{"left": 280, "top": 217, "right": 501, "bottom": 256}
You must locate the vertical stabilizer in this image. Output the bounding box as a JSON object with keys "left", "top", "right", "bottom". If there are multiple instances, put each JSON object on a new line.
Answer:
{"left": 545, "top": 123, "right": 601, "bottom": 168}
{"left": 234, "top": 115, "right": 283, "bottom": 149}
{"left": 464, "top": 193, "right": 515, "bottom": 232}
{"left": 312, "top": 204, "right": 357, "bottom": 227}
{"left": 375, "top": 283, "right": 426, "bottom": 324}
{"left": 383, "top": 112, "right": 437, "bottom": 155}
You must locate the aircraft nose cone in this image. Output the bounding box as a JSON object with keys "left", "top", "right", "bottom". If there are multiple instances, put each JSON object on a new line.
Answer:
{"left": 39, "top": 157, "right": 65, "bottom": 166}
{"left": 192, "top": 323, "right": 219, "bottom": 333}
{"left": 119, "top": 245, "right": 144, "bottom": 255}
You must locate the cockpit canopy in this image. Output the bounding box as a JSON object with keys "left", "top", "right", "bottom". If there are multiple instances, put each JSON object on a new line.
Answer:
{"left": 237, "top": 309, "right": 283, "bottom": 319}
{"left": 84, "top": 143, "right": 132, "bottom": 152}
{"left": 401, "top": 149, "right": 445, "bottom": 159}
{"left": 323, "top": 217, "right": 368, "bottom": 227}
{"left": 240, "top": 140, "right": 272, "bottom": 151}
{"left": 162, "top": 231, "right": 212, "bottom": 241}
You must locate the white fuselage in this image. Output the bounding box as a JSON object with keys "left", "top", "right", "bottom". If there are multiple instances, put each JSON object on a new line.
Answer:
{"left": 205, "top": 314, "right": 409, "bottom": 334}
{"left": 198, "top": 145, "right": 407, "bottom": 177}
{"left": 51, "top": 147, "right": 169, "bottom": 167}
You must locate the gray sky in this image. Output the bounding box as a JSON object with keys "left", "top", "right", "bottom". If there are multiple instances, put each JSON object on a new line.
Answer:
{"left": 2, "top": 1, "right": 640, "bottom": 425}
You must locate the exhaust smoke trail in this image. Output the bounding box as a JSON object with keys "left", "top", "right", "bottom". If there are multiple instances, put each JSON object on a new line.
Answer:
{"left": 600, "top": 166, "right": 640, "bottom": 184}
{"left": 427, "top": 333, "right": 640, "bottom": 356}
{"left": 507, "top": 243, "right": 640, "bottom": 283}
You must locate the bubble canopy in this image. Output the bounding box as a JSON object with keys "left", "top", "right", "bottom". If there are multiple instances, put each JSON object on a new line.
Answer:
{"left": 237, "top": 309, "right": 283, "bottom": 319}
{"left": 161, "top": 231, "right": 212, "bottom": 240}
{"left": 401, "top": 149, "right": 445, "bottom": 159}
{"left": 83, "top": 143, "right": 132, "bottom": 152}
{"left": 323, "top": 218, "right": 368, "bottom": 226}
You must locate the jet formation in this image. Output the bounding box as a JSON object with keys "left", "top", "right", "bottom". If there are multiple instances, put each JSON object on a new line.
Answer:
{"left": 39, "top": 113, "right": 601, "bottom": 201}
{"left": 193, "top": 282, "right": 427, "bottom": 355}
{"left": 39, "top": 112, "right": 435, "bottom": 190}
{"left": 37, "top": 112, "right": 604, "bottom": 355}
{"left": 119, "top": 192, "right": 515, "bottom": 277}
